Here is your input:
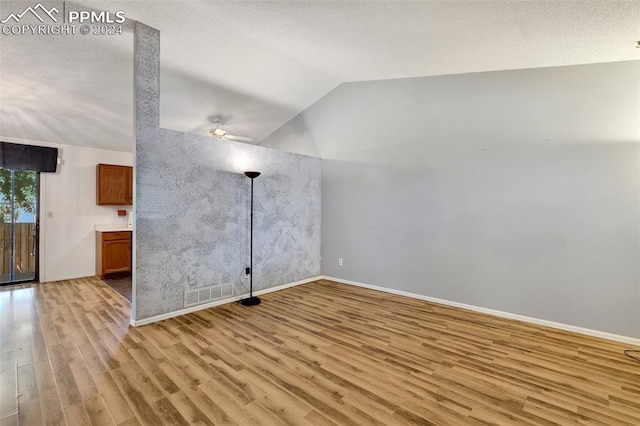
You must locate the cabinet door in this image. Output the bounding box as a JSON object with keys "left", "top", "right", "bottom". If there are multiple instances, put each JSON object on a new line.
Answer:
{"left": 125, "top": 166, "right": 133, "bottom": 204}
{"left": 96, "top": 164, "right": 133, "bottom": 205}
{"left": 102, "top": 239, "right": 131, "bottom": 274}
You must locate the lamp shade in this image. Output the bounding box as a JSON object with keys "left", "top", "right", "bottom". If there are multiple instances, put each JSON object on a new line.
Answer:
{"left": 244, "top": 171, "right": 261, "bottom": 179}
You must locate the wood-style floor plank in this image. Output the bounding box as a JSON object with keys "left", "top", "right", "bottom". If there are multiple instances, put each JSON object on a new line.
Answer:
{"left": 0, "top": 277, "right": 639, "bottom": 425}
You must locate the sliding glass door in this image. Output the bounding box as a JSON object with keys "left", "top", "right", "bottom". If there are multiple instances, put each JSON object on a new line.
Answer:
{"left": 0, "top": 167, "right": 39, "bottom": 285}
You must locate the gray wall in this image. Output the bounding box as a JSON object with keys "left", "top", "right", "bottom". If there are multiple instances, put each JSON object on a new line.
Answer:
{"left": 262, "top": 61, "right": 640, "bottom": 338}
{"left": 134, "top": 24, "right": 321, "bottom": 322}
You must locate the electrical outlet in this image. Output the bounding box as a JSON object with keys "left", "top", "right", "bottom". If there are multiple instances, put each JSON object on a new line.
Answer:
{"left": 188, "top": 274, "right": 196, "bottom": 285}
{"left": 47, "top": 211, "right": 53, "bottom": 219}
{"left": 338, "top": 258, "right": 343, "bottom": 266}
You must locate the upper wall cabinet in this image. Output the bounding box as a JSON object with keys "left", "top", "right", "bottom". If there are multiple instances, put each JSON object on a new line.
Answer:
{"left": 96, "top": 163, "right": 133, "bottom": 205}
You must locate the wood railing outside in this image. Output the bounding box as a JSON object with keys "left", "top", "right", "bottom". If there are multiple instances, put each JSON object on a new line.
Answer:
{"left": 0, "top": 222, "right": 36, "bottom": 278}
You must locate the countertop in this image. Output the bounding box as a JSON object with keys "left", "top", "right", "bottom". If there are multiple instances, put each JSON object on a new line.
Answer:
{"left": 95, "top": 225, "right": 132, "bottom": 232}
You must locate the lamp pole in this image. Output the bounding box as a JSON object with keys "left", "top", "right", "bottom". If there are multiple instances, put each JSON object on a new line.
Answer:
{"left": 241, "top": 171, "right": 261, "bottom": 306}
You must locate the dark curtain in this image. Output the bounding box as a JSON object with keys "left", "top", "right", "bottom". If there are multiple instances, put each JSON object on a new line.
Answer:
{"left": 0, "top": 142, "right": 58, "bottom": 173}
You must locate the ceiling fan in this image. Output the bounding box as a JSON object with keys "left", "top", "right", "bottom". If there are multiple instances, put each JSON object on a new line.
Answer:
{"left": 208, "top": 116, "right": 253, "bottom": 143}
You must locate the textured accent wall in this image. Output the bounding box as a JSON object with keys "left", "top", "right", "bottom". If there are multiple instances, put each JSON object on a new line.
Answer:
{"left": 133, "top": 24, "right": 321, "bottom": 322}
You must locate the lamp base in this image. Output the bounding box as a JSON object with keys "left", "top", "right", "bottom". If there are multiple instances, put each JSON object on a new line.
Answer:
{"left": 240, "top": 296, "right": 261, "bottom": 306}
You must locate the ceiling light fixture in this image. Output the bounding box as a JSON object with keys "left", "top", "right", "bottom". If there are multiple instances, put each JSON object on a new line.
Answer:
{"left": 209, "top": 126, "right": 226, "bottom": 137}
{"left": 207, "top": 116, "right": 254, "bottom": 143}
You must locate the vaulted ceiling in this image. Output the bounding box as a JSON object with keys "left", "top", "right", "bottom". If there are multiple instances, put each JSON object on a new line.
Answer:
{"left": 1, "top": 1, "right": 639, "bottom": 152}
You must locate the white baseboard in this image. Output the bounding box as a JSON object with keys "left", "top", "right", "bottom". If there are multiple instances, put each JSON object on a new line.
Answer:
{"left": 41, "top": 273, "right": 96, "bottom": 283}
{"left": 320, "top": 276, "right": 640, "bottom": 347}
{"left": 130, "top": 276, "right": 321, "bottom": 327}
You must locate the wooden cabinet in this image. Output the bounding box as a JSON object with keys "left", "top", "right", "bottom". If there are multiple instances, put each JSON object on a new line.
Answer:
{"left": 96, "top": 231, "right": 131, "bottom": 279}
{"left": 96, "top": 164, "right": 132, "bottom": 205}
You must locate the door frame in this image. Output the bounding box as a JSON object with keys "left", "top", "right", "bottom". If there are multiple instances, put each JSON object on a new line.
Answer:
{"left": 0, "top": 169, "right": 40, "bottom": 286}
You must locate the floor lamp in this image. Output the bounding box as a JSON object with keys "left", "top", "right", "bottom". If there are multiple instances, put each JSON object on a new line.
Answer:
{"left": 241, "top": 171, "right": 261, "bottom": 306}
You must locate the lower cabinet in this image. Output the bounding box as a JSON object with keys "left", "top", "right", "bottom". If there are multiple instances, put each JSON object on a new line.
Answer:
{"left": 96, "top": 231, "right": 131, "bottom": 279}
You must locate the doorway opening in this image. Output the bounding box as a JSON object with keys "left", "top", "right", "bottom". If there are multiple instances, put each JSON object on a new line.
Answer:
{"left": 0, "top": 167, "right": 39, "bottom": 285}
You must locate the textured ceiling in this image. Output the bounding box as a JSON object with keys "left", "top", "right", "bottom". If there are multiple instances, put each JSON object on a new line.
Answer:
{"left": 1, "top": 1, "right": 639, "bottom": 152}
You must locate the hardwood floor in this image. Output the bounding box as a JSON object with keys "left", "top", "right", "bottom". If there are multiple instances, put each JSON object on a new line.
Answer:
{"left": 1, "top": 277, "right": 639, "bottom": 425}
